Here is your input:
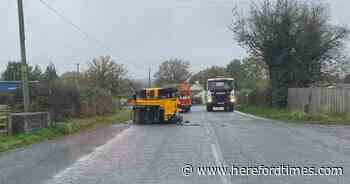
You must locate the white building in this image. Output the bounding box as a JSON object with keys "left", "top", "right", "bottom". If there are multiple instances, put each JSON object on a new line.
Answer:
{"left": 191, "top": 82, "right": 206, "bottom": 104}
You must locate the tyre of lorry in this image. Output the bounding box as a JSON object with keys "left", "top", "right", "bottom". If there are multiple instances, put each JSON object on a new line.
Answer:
{"left": 206, "top": 105, "right": 213, "bottom": 112}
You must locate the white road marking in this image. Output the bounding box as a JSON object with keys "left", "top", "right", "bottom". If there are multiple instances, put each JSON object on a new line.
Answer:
{"left": 203, "top": 113, "right": 232, "bottom": 184}
{"left": 205, "top": 126, "right": 211, "bottom": 135}
{"left": 234, "top": 110, "right": 269, "bottom": 121}
{"left": 49, "top": 127, "right": 131, "bottom": 181}
{"left": 211, "top": 144, "right": 231, "bottom": 184}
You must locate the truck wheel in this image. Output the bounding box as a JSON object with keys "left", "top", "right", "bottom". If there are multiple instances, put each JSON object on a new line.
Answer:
{"left": 224, "top": 106, "right": 234, "bottom": 112}
{"left": 133, "top": 110, "right": 140, "bottom": 124}
{"left": 229, "top": 105, "right": 234, "bottom": 112}
{"left": 206, "top": 105, "right": 213, "bottom": 112}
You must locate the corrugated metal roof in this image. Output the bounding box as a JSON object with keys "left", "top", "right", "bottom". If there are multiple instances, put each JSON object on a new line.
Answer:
{"left": 207, "top": 78, "right": 234, "bottom": 81}
{"left": 0, "top": 82, "right": 20, "bottom": 93}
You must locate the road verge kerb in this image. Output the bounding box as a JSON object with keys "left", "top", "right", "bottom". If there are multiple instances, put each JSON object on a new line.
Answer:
{"left": 235, "top": 111, "right": 270, "bottom": 121}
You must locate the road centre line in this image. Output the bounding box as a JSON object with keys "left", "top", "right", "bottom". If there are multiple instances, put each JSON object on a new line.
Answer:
{"left": 202, "top": 113, "right": 232, "bottom": 184}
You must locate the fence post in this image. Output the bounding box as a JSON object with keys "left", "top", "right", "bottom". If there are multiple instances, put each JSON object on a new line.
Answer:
{"left": 346, "top": 90, "right": 350, "bottom": 114}
{"left": 7, "top": 115, "right": 12, "bottom": 136}
{"left": 287, "top": 87, "right": 350, "bottom": 114}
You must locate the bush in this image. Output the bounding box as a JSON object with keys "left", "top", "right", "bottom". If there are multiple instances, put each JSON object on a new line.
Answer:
{"left": 78, "top": 87, "right": 115, "bottom": 117}
{"left": 29, "top": 81, "right": 80, "bottom": 121}
{"left": 52, "top": 122, "right": 80, "bottom": 135}
{"left": 6, "top": 79, "right": 117, "bottom": 120}
{"left": 238, "top": 89, "right": 270, "bottom": 106}
{"left": 30, "top": 82, "right": 116, "bottom": 119}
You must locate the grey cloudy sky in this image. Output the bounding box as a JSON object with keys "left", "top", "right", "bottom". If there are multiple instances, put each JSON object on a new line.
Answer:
{"left": 1, "top": 0, "right": 349, "bottom": 78}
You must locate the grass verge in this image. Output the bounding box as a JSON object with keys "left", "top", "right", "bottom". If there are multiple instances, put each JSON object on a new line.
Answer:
{"left": 237, "top": 105, "right": 350, "bottom": 125}
{"left": 0, "top": 109, "right": 131, "bottom": 153}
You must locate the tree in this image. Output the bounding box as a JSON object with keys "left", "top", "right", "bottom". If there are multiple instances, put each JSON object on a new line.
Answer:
{"left": 87, "top": 56, "right": 127, "bottom": 95}
{"left": 190, "top": 66, "right": 226, "bottom": 88}
{"left": 116, "top": 79, "right": 143, "bottom": 96}
{"left": 231, "top": 0, "right": 349, "bottom": 106}
{"left": 226, "top": 57, "right": 268, "bottom": 90}
{"left": 154, "top": 59, "right": 191, "bottom": 86}
{"left": 60, "top": 71, "right": 85, "bottom": 87}
{"left": 30, "top": 65, "right": 44, "bottom": 81}
{"left": 2, "top": 61, "right": 22, "bottom": 81}
{"left": 225, "top": 59, "right": 246, "bottom": 82}
{"left": 44, "top": 62, "right": 58, "bottom": 81}
{"left": 1, "top": 61, "right": 44, "bottom": 81}
{"left": 344, "top": 74, "right": 350, "bottom": 83}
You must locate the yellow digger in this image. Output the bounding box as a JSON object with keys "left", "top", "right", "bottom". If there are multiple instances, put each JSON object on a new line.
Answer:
{"left": 129, "top": 87, "right": 183, "bottom": 124}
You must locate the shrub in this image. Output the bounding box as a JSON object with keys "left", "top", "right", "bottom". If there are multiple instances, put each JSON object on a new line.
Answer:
{"left": 238, "top": 89, "right": 270, "bottom": 106}
{"left": 52, "top": 122, "right": 79, "bottom": 135}
{"left": 78, "top": 87, "right": 114, "bottom": 117}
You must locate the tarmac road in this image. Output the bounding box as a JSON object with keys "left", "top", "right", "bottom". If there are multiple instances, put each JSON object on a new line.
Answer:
{"left": 0, "top": 106, "right": 350, "bottom": 184}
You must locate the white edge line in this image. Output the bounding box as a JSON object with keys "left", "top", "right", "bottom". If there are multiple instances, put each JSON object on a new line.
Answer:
{"left": 234, "top": 111, "right": 270, "bottom": 121}
{"left": 51, "top": 127, "right": 130, "bottom": 180}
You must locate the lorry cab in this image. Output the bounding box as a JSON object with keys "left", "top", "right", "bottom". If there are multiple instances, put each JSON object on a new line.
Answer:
{"left": 206, "top": 77, "right": 236, "bottom": 112}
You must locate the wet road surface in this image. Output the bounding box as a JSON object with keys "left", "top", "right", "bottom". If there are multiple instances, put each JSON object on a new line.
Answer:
{"left": 1, "top": 106, "right": 350, "bottom": 184}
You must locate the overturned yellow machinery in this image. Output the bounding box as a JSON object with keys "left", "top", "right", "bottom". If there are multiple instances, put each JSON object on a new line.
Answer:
{"left": 129, "top": 87, "right": 183, "bottom": 124}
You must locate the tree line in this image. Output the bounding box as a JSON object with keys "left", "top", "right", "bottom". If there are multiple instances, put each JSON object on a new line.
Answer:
{"left": 231, "top": 0, "right": 350, "bottom": 106}
{"left": 0, "top": 56, "right": 141, "bottom": 119}
{"left": 2, "top": 0, "right": 350, "bottom": 110}
{"left": 2, "top": 62, "right": 58, "bottom": 82}
{"left": 1, "top": 56, "right": 141, "bottom": 97}
{"left": 154, "top": 0, "right": 350, "bottom": 107}
{"left": 152, "top": 57, "right": 269, "bottom": 91}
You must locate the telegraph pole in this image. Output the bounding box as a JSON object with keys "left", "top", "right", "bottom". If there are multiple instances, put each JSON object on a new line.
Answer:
{"left": 17, "top": 0, "right": 30, "bottom": 112}
{"left": 75, "top": 63, "right": 80, "bottom": 89}
{"left": 148, "top": 68, "right": 151, "bottom": 87}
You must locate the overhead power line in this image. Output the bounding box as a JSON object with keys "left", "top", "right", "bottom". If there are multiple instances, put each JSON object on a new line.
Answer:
{"left": 38, "top": 0, "right": 106, "bottom": 47}
{"left": 37, "top": 0, "right": 149, "bottom": 74}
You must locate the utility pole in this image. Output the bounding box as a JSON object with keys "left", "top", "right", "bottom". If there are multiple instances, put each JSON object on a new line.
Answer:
{"left": 75, "top": 63, "right": 80, "bottom": 89}
{"left": 148, "top": 68, "right": 151, "bottom": 87}
{"left": 17, "top": 0, "right": 30, "bottom": 112}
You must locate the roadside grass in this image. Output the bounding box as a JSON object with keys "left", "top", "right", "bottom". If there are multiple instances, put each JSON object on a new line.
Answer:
{"left": 0, "top": 109, "right": 131, "bottom": 153}
{"left": 237, "top": 105, "right": 350, "bottom": 125}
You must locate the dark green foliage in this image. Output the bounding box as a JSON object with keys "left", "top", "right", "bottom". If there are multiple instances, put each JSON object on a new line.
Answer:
{"left": 225, "top": 57, "right": 268, "bottom": 90}
{"left": 344, "top": 74, "right": 350, "bottom": 83}
{"left": 190, "top": 57, "right": 269, "bottom": 91}
{"left": 225, "top": 59, "right": 245, "bottom": 82}
{"left": 2, "top": 62, "right": 46, "bottom": 82}
{"left": 52, "top": 122, "right": 80, "bottom": 135}
{"left": 232, "top": 0, "right": 349, "bottom": 106}
{"left": 31, "top": 65, "right": 44, "bottom": 81}
{"left": 78, "top": 87, "right": 114, "bottom": 117}
{"left": 2, "top": 62, "right": 22, "bottom": 81}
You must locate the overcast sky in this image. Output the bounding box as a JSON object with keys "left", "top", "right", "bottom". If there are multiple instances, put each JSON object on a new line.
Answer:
{"left": 1, "top": 0, "right": 349, "bottom": 79}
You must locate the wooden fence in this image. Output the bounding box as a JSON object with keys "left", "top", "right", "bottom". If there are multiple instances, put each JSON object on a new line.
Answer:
{"left": 0, "top": 105, "right": 10, "bottom": 135}
{"left": 288, "top": 88, "right": 350, "bottom": 114}
{"left": 10, "top": 112, "right": 50, "bottom": 134}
